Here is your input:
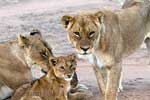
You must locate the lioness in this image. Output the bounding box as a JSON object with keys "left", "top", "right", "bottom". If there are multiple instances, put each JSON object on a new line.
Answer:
{"left": 12, "top": 54, "right": 76, "bottom": 100}
{"left": 0, "top": 30, "right": 53, "bottom": 99}
{"left": 61, "top": 0, "right": 150, "bottom": 100}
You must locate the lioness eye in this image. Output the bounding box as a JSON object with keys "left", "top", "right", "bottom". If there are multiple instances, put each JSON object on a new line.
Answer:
{"left": 73, "top": 32, "right": 80, "bottom": 37}
{"left": 89, "top": 31, "right": 95, "bottom": 38}
{"left": 60, "top": 66, "right": 65, "bottom": 70}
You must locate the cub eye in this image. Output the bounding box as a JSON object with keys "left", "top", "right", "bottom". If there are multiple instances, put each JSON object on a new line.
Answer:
{"left": 71, "top": 67, "right": 76, "bottom": 70}
{"left": 60, "top": 66, "right": 65, "bottom": 70}
{"left": 73, "top": 32, "right": 80, "bottom": 37}
{"left": 89, "top": 31, "right": 95, "bottom": 38}
{"left": 41, "top": 52, "right": 48, "bottom": 58}
{"left": 70, "top": 65, "right": 76, "bottom": 70}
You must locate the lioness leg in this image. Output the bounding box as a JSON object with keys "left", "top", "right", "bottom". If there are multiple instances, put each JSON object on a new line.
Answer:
{"left": 97, "top": 67, "right": 123, "bottom": 93}
{"left": 145, "top": 37, "right": 150, "bottom": 65}
{"left": 105, "top": 62, "right": 122, "bottom": 100}
{"left": 118, "top": 70, "right": 123, "bottom": 92}
{"left": 93, "top": 65, "right": 106, "bottom": 95}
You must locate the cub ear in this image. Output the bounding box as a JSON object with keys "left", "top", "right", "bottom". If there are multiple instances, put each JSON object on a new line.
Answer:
{"left": 61, "top": 15, "right": 73, "bottom": 29}
{"left": 30, "top": 29, "right": 42, "bottom": 38}
{"left": 18, "top": 35, "right": 29, "bottom": 47}
{"left": 49, "top": 57, "right": 58, "bottom": 66}
{"left": 95, "top": 11, "right": 104, "bottom": 24}
{"left": 69, "top": 54, "right": 76, "bottom": 61}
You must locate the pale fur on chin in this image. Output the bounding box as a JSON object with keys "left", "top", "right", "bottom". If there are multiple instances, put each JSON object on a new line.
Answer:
{"left": 64, "top": 77, "right": 72, "bottom": 81}
{"left": 26, "top": 55, "right": 46, "bottom": 80}
{"left": 0, "top": 85, "right": 14, "bottom": 99}
{"left": 31, "top": 66, "right": 46, "bottom": 80}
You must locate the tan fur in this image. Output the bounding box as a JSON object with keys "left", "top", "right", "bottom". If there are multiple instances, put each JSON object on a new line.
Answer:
{"left": 11, "top": 55, "right": 76, "bottom": 100}
{"left": 61, "top": 0, "right": 150, "bottom": 100}
{"left": 0, "top": 30, "right": 53, "bottom": 99}
{"left": 123, "top": 0, "right": 150, "bottom": 65}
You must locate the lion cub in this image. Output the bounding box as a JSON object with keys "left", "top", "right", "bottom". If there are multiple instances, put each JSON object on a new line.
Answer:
{"left": 12, "top": 55, "right": 76, "bottom": 100}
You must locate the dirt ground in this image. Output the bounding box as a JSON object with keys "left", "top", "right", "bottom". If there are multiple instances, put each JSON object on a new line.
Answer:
{"left": 0, "top": 0, "right": 150, "bottom": 100}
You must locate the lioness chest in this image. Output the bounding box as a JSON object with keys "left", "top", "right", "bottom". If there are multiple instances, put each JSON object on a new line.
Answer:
{"left": 78, "top": 51, "right": 115, "bottom": 68}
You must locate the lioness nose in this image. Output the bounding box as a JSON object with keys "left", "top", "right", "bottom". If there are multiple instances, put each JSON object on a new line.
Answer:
{"left": 67, "top": 75, "right": 72, "bottom": 78}
{"left": 80, "top": 47, "right": 90, "bottom": 52}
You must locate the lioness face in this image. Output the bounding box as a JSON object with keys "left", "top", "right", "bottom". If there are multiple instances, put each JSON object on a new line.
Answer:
{"left": 18, "top": 30, "right": 53, "bottom": 72}
{"left": 49, "top": 55, "right": 76, "bottom": 81}
{"left": 61, "top": 12, "right": 104, "bottom": 55}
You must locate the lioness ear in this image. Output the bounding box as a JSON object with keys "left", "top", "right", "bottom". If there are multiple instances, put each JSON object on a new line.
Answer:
{"left": 49, "top": 57, "right": 58, "bottom": 66}
{"left": 95, "top": 11, "right": 104, "bottom": 24}
{"left": 61, "top": 15, "right": 73, "bottom": 29}
{"left": 18, "top": 35, "right": 29, "bottom": 47}
{"left": 95, "top": 11, "right": 105, "bottom": 33}
{"left": 30, "top": 29, "right": 42, "bottom": 38}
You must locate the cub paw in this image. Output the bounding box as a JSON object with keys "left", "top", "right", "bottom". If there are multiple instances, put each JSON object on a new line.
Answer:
{"left": 69, "top": 84, "right": 93, "bottom": 100}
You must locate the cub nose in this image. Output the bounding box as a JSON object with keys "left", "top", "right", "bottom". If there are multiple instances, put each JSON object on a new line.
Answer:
{"left": 67, "top": 74, "right": 72, "bottom": 78}
{"left": 80, "top": 47, "right": 90, "bottom": 52}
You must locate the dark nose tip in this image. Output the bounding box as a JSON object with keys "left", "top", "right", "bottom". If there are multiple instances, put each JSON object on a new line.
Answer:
{"left": 80, "top": 47, "right": 90, "bottom": 52}
{"left": 67, "top": 75, "right": 72, "bottom": 78}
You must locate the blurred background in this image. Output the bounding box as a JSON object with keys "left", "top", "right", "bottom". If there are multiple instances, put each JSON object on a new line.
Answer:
{"left": 0, "top": 0, "right": 122, "bottom": 54}
{"left": 0, "top": 0, "right": 149, "bottom": 100}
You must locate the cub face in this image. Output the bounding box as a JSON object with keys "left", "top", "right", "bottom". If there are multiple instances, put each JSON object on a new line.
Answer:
{"left": 18, "top": 30, "right": 53, "bottom": 72}
{"left": 49, "top": 55, "right": 76, "bottom": 81}
{"left": 61, "top": 12, "right": 105, "bottom": 55}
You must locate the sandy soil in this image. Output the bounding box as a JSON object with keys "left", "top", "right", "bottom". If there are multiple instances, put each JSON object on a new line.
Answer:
{"left": 0, "top": 0, "right": 150, "bottom": 100}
